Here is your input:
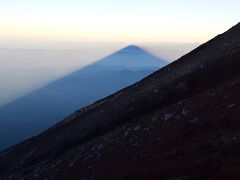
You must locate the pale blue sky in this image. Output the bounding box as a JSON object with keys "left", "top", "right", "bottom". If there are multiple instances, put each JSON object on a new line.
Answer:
{"left": 0, "top": 0, "right": 239, "bottom": 44}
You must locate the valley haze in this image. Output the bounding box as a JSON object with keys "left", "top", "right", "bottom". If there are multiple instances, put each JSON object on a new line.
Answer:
{"left": 0, "top": 43, "right": 197, "bottom": 107}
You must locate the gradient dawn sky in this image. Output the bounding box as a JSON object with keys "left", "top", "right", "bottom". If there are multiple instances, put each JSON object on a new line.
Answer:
{"left": 0, "top": 0, "right": 239, "bottom": 44}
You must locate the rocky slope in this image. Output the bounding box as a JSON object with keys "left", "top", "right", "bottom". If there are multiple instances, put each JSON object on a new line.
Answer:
{"left": 0, "top": 22, "right": 240, "bottom": 179}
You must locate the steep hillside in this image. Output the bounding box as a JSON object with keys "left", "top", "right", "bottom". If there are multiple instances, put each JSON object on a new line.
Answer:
{"left": 0, "top": 23, "right": 240, "bottom": 180}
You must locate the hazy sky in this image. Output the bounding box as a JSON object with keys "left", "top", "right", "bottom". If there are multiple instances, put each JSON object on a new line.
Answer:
{"left": 0, "top": 0, "right": 239, "bottom": 105}
{"left": 0, "top": 0, "right": 239, "bottom": 46}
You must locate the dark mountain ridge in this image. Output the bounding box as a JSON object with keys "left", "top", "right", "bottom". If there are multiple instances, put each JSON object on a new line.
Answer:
{"left": 0, "top": 23, "right": 240, "bottom": 179}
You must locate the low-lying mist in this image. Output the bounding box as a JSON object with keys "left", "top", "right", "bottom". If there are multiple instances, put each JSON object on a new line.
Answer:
{"left": 0, "top": 42, "right": 198, "bottom": 106}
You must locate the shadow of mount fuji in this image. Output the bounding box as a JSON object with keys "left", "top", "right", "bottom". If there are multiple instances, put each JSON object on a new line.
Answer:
{"left": 0, "top": 45, "right": 168, "bottom": 150}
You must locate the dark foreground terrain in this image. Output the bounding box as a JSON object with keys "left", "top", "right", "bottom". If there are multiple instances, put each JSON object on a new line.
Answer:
{"left": 1, "top": 22, "right": 240, "bottom": 179}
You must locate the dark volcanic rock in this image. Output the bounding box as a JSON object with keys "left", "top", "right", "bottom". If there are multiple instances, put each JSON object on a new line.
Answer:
{"left": 1, "top": 22, "right": 240, "bottom": 180}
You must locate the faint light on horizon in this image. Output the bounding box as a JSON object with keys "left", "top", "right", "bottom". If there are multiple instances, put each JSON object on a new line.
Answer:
{"left": 0, "top": 14, "right": 235, "bottom": 45}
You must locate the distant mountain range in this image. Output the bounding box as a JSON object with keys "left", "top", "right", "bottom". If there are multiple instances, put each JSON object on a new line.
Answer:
{"left": 0, "top": 23, "right": 240, "bottom": 179}
{"left": 0, "top": 45, "right": 167, "bottom": 150}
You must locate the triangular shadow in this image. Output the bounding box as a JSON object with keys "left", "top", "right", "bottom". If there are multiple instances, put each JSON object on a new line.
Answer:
{"left": 0, "top": 45, "right": 168, "bottom": 150}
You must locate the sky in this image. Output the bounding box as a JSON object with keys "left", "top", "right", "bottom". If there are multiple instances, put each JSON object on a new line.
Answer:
{"left": 0, "top": 0, "right": 239, "bottom": 46}
{"left": 0, "top": 0, "right": 239, "bottom": 105}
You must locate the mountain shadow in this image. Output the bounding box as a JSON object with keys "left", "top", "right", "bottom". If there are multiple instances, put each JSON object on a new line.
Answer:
{"left": 0, "top": 45, "right": 167, "bottom": 150}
